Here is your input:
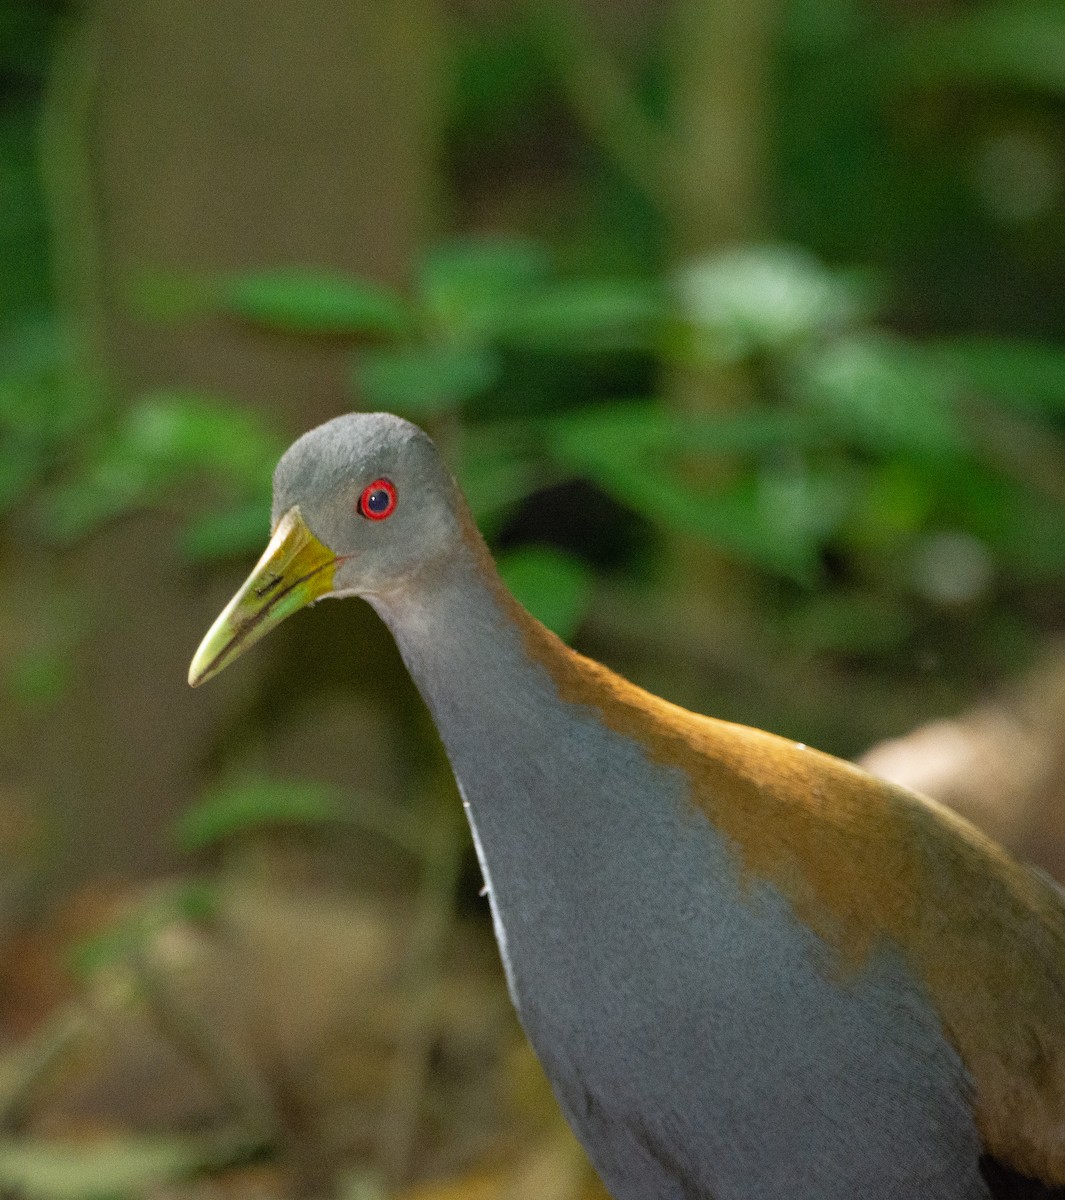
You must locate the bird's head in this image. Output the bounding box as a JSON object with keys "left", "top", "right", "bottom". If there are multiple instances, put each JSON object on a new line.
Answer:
{"left": 188, "top": 412, "right": 462, "bottom": 687}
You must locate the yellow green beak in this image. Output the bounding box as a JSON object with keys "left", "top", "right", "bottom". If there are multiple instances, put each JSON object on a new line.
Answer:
{"left": 188, "top": 507, "right": 337, "bottom": 687}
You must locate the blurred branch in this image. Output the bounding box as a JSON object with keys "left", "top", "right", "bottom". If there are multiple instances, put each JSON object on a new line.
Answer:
{"left": 651, "top": 0, "right": 787, "bottom": 637}
{"left": 377, "top": 793, "right": 467, "bottom": 1184}
{"left": 969, "top": 403, "right": 1065, "bottom": 508}
{"left": 0, "top": 1004, "right": 90, "bottom": 1131}
{"left": 130, "top": 943, "right": 277, "bottom": 1145}
{"left": 515, "top": 0, "right": 781, "bottom": 249}
{"left": 37, "top": 1, "right": 109, "bottom": 382}
{"left": 668, "top": 0, "right": 781, "bottom": 252}
{"left": 523, "top": 1, "right": 673, "bottom": 209}
{"left": 663, "top": 0, "right": 784, "bottom": 418}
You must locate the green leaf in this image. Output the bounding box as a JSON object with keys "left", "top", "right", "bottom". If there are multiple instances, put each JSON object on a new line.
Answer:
{"left": 546, "top": 405, "right": 846, "bottom": 581}
{"left": 40, "top": 394, "right": 279, "bottom": 542}
{"left": 6, "top": 644, "right": 71, "bottom": 711}
{"left": 174, "top": 777, "right": 344, "bottom": 854}
{"left": 676, "top": 245, "right": 867, "bottom": 363}
{"left": 0, "top": 318, "right": 69, "bottom": 384}
{"left": 621, "top": 470, "right": 830, "bottom": 582}
{"left": 546, "top": 402, "right": 668, "bottom": 465}
{"left": 0, "top": 449, "right": 43, "bottom": 514}
{"left": 498, "top": 546, "right": 595, "bottom": 641}
{"left": 0, "top": 323, "right": 102, "bottom": 513}
{"left": 577, "top": 450, "right": 823, "bottom": 580}
{"left": 0, "top": 1137, "right": 211, "bottom": 1200}
{"left": 944, "top": 464, "right": 1065, "bottom": 580}
{"left": 888, "top": 3, "right": 1065, "bottom": 94}
{"left": 792, "top": 336, "right": 966, "bottom": 457}
{"left": 930, "top": 338, "right": 1065, "bottom": 414}
{"left": 680, "top": 481, "right": 822, "bottom": 580}
{"left": 0, "top": 7, "right": 57, "bottom": 75}
{"left": 844, "top": 461, "right": 938, "bottom": 547}
{"left": 547, "top": 402, "right": 806, "bottom": 468}
{"left": 220, "top": 270, "right": 410, "bottom": 336}
{"left": 120, "top": 393, "right": 279, "bottom": 485}
{"left": 42, "top": 472, "right": 150, "bottom": 544}
{"left": 354, "top": 344, "right": 500, "bottom": 415}
{"left": 499, "top": 278, "right": 667, "bottom": 352}
{"left": 451, "top": 26, "right": 552, "bottom": 148}
{"left": 419, "top": 237, "right": 551, "bottom": 336}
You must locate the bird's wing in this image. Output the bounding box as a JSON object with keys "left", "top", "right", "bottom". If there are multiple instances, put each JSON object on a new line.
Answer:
{"left": 506, "top": 603, "right": 1065, "bottom": 1186}
{"left": 613, "top": 684, "right": 1065, "bottom": 1187}
{"left": 675, "top": 713, "right": 1065, "bottom": 1186}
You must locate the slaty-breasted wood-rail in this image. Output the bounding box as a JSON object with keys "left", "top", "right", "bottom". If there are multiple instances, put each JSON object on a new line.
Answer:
{"left": 190, "top": 412, "right": 1065, "bottom": 1199}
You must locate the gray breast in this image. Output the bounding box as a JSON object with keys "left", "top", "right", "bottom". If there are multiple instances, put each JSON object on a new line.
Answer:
{"left": 376, "top": 579, "right": 990, "bottom": 1200}
{"left": 454, "top": 696, "right": 988, "bottom": 1199}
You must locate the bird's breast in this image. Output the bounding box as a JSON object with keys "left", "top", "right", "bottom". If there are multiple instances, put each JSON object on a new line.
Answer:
{"left": 451, "top": 691, "right": 986, "bottom": 1200}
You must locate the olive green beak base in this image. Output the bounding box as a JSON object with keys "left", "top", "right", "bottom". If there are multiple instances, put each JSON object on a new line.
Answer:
{"left": 188, "top": 507, "right": 337, "bottom": 687}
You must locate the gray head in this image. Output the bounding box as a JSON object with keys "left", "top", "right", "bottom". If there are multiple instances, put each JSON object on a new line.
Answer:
{"left": 272, "top": 412, "right": 465, "bottom": 598}
{"left": 188, "top": 411, "right": 468, "bottom": 686}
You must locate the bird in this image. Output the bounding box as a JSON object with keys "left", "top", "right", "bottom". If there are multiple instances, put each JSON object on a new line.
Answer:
{"left": 189, "top": 411, "right": 1065, "bottom": 1200}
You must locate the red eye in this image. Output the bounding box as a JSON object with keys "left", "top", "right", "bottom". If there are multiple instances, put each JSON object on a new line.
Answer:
{"left": 358, "top": 478, "right": 397, "bottom": 521}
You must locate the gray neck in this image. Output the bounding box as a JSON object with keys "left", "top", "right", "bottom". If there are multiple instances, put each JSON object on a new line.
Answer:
{"left": 368, "top": 543, "right": 603, "bottom": 990}
{"left": 367, "top": 544, "right": 575, "bottom": 816}
{"left": 366, "top": 537, "right": 694, "bottom": 1033}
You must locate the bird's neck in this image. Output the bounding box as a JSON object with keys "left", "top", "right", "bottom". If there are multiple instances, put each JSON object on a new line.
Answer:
{"left": 365, "top": 509, "right": 689, "bottom": 861}
{"left": 367, "top": 514, "right": 717, "bottom": 1011}
{"left": 368, "top": 517, "right": 585, "bottom": 790}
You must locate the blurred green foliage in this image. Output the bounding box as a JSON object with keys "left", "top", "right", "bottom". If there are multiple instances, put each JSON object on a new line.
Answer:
{"left": 0, "top": 1135, "right": 227, "bottom": 1200}
{"left": 3, "top": 0, "right": 1065, "bottom": 684}
{"left": 0, "top": 1, "right": 55, "bottom": 315}
{"left": 173, "top": 777, "right": 344, "bottom": 854}
{"left": 162, "top": 237, "right": 1065, "bottom": 654}
{"left": 68, "top": 880, "right": 217, "bottom": 980}
{"left": 887, "top": 2, "right": 1065, "bottom": 94}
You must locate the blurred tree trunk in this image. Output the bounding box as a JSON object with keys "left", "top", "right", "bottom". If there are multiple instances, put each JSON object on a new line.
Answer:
{"left": 669, "top": 0, "right": 775, "bottom": 257}
{"left": 658, "top": 0, "right": 783, "bottom": 711}
{"left": 529, "top": 0, "right": 785, "bottom": 714}
{"left": 11, "top": 0, "right": 444, "bottom": 890}
{"left": 667, "top": 0, "right": 779, "bottom": 410}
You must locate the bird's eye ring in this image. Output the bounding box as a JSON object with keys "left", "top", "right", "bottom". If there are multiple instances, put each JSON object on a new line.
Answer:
{"left": 358, "top": 478, "right": 397, "bottom": 521}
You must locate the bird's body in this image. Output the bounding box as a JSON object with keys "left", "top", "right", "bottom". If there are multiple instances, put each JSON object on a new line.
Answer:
{"left": 191, "top": 413, "right": 1065, "bottom": 1198}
